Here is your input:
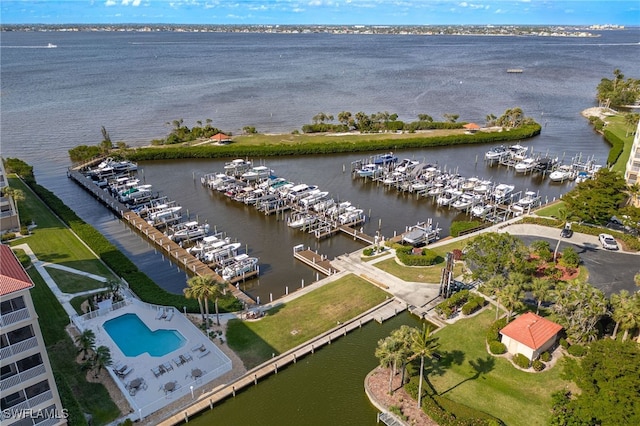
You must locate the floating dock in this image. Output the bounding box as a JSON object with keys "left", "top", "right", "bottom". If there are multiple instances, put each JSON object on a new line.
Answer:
{"left": 293, "top": 245, "right": 339, "bottom": 276}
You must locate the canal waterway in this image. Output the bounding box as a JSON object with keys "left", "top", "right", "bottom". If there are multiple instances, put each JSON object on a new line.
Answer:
{"left": 186, "top": 312, "right": 423, "bottom": 426}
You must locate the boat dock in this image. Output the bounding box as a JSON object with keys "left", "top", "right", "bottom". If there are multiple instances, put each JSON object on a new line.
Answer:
{"left": 68, "top": 168, "right": 256, "bottom": 306}
{"left": 293, "top": 245, "right": 339, "bottom": 276}
{"left": 158, "top": 297, "right": 406, "bottom": 426}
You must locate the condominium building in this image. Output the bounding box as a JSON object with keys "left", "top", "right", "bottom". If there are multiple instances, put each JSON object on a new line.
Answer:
{"left": 625, "top": 121, "right": 640, "bottom": 188}
{"left": 1, "top": 244, "right": 67, "bottom": 425}
{"left": 0, "top": 161, "right": 21, "bottom": 233}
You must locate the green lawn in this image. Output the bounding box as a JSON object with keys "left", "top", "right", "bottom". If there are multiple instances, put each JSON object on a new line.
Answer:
{"left": 226, "top": 275, "right": 389, "bottom": 368}
{"left": 428, "top": 309, "right": 571, "bottom": 426}
{"left": 533, "top": 201, "right": 566, "bottom": 219}
{"left": 603, "top": 114, "right": 635, "bottom": 173}
{"left": 374, "top": 257, "right": 463, "bottom": 283}
{"left": 45, "top": 267, "right": 108, "bottom": 294}
{"left": 27, "top": 266, "right": 120, "bottom": 425}
{"left": 8, "top": 177, "right": 118, "bottom": 279}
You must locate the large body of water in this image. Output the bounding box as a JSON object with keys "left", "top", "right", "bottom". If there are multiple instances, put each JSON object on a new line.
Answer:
{"left": 2, "top": 29, "right": 639, "bottom": 424}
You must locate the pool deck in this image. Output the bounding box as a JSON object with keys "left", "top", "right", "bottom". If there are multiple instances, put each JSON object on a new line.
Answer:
{"left": 75, "top": 298, "right": 232, "bottom": 420}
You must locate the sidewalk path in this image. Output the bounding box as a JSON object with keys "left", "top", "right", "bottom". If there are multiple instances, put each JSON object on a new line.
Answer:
{"left": 13, "top": 243, "right": 108, "bottom": 318}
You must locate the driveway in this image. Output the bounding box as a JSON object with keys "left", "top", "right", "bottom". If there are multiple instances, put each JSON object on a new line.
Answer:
{"left": 503, "top": 225, "right": 640, "bottom": 296}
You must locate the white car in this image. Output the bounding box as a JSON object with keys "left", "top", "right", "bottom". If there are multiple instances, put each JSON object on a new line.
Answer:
{"left": 598, "top": 233, "right": 619, "bottom": 250}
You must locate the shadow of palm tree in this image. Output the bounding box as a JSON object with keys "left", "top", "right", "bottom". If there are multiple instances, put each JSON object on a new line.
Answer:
{"left": 439, "top": 355, "right": 496, "bottom": 395}
{"left": 427, "top": 349, "right": 465, "bottom": 377}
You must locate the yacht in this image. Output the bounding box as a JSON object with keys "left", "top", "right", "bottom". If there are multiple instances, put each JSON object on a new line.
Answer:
{"left": 491, "top": 183, "right": 515, "bottom": 204}
{"left": 168, "top": 221, "right": 210, "bottom": 242}
{"left": 241, "top": 165, "right": 273, "bottom": 181}
{"left": 516, "top": 191, "right": 540, "bottom": 208}
{"left": 221, "top": 254, "right": 259, "bottom": 281}
{"left": 514, "top": 158, "right": 537, "bottom": 173}
{"left": 484, "top": 145, "right": 507, "bottom": 161}
{"left": 356, "top": 163, "right": 382, "bottom": 178}
{"left": 288, "top": 214, "right": 317, "bottom": 229}
{"left": 224, "top": 159, "right": 253, "bottom": 176}
{"left": 373, "top": 152, "right": 398, "bottom": 165}
{"left": 548, "top": 165, "right": 573, "bottom": 182}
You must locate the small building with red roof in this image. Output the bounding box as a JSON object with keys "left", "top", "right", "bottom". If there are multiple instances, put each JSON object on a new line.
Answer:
{"left": 500, "top": 312, "right": 563, "bottom": 360}
{"left": 210, "top": 133, "right": 232, "bottom": 144}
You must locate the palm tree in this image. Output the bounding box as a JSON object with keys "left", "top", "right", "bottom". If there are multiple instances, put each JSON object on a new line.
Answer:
{"left": 530, "top": 277, "right": 552, "bottom": 315}
{"left": 612, "top": 291, "right": 640, "bottom": 341}
{"left": 390, "top": 325, "right": 413, "bottom": 387}
{"left": 483, "top": 275, "right": 506, "bottom": 319}
{"left": 374, "top": 336, "right": 396, "bottom": 394}
{"left": 184, "top": 276, "right": 207, "bottom": 324}
{"left": 500, "top": 284, "right": 524, "bottom": 323}
{"left": 410, "top": 324, "right": 439, "bottom": 408}
{"left": 75, "top": 329, "right": 96, "bottom": 361}
{"left": 92, "top": 345, "right": 112, "bottom": 378}
{"left": 209, "top": 279, "right": 227, "bottom": 326}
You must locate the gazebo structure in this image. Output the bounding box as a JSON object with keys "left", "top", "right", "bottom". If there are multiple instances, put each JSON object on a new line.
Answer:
{"left": 210, "top": 133, "right": 232, "bottom": 144}
{"left": 463, "top": 123, "right": 481, "bottom": 133}
{"left": 500, "top": 312, "right": 563, "bottom": 360}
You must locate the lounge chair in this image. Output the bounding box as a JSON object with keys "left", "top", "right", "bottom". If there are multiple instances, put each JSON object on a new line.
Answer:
{"left": 118, "top": 366, "right": 133, "bottom": 378}
{"left": 162, "top": 362, "right": 173, "bottom": 372}
{"left": 172, "top": 357, "right": 183, "bottom": 367}
{"left": 155, "top": 309, "right": 166, "bottom": 320}
{"left": 198, "top": 349, "right": 210, "bottom": 358}
{"left": 151, "top": 366, "right": 162, "bottom": 377}
{"left": 191, "top": 344, "right": 205, "bottom": 352}
{"left": 164, "top": 310, "right": 174, "bottom": 321}
{"left": 180, "top": 353, "right": 193, "bottom": 363}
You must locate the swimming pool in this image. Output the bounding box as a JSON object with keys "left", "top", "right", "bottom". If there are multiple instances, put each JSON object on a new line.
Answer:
{"left": 103, "top": 313, "right": 186, "bottom": 357}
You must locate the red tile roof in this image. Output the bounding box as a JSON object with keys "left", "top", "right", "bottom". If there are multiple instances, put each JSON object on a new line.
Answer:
{"left": 500, "top": 312, "right": 563, "bottom": 350}
{"left": 0, "top": 244, "right": 34, "bottom": 296}
{"left": 210, "top": 133, "right": 231, "bottom": 142}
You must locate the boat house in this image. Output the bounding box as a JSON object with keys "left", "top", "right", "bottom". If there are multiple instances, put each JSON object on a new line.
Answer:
{"left": 500, "top": 312, "right": 563, "bottom": 360}
{"left": 210, "top": 133, "right": 232, "bottom": 144}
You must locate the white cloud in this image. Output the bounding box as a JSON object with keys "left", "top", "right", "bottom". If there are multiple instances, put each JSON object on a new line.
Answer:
{"left": 105, "top": 0, "right": 117, "bottom": 6}
{"left": 120, "top": 0, "right": 142, "bottom": 6}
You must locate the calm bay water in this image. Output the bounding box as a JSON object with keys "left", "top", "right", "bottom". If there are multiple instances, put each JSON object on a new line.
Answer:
{"left": 2, "top": 30, "right": 639, "bottom": 423}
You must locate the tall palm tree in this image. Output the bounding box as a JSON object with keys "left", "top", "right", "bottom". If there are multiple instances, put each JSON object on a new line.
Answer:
{"left": 410, "top": 324, "right": 439, "bottom": 408}
{"left": 530, "top": 277, "right": 552, "bottom": 315}
{"left": 209, "top": 279, "right": 227, "bottom": 326}
{"left": 184, "top": 276, "right": 207, "bottom": 324}
{"left": 500, "top": 284, "right": 524, "bottom": 323}
{"left": 483, "top": 275, "right": 506, "bottom": 320}
{"left": 92, "top": 345, "right": 112, "bottom": 378}
{"left": 374, "top": 336, "right": 396, "bottom": 395}
{"left": 390, "top": 325, "right": 413, "bottom": 387}
{"left": 614, "top": 292, "right": 640, "bottom": 341}
{"left": 75, "top": 329, "right": 96, "bottom": 361}
{"left": 610, "top": 290, "right": 631, "bottom": 339}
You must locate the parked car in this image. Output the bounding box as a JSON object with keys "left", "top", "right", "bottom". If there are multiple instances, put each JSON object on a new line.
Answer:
{"left": 598, "top": 233, "right": 619, "bottom": 250}
{"left": 560, "top": 224, "right": 573, "bottom": 238}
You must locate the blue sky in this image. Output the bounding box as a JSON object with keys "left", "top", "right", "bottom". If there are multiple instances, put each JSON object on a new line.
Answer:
{"left": 2, "top": 1, "right": 639, "bottom": 26}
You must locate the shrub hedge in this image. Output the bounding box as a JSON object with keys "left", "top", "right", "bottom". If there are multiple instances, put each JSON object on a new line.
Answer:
{"left": 512, "top": 353, "right": 531, "bottom": 369}
{"left": 486, "top": 317, "right": 508, "bottom": 343}
{"left": 396, "top": 245, "right": 443, "bottom": 266}
{"left": 603, "top": 129, "right": 625, "bottom": 166}
{"left": 461, "top": 295, "right": 486, "bottom": 315}
{"left": 489, "top": 340, "right": 507, "bottom": 355}
{"left": 567, "top": 344, "right": 587, "bottom": 357}
{"left": 532, "top": 359, "right": 545, "bottom": 372}
{"left": 540, "top": 351, "right": 551, "bottom": 362}
{"left": 435, "top": 290, "right": 470, "bottom": 319}
{"left": 121, "top": 124, "right": 542, "bottom": 162}
{"left": 25, "top": 179, "right": 241, "bottom": 313}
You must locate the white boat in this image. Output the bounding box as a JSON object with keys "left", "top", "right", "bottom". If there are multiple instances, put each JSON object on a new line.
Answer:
{"left": 221, "top": 254, "right": 259, "bottom": 281}
{"left": 516, "top": 191, "right": 540, "bottom": 208}
{"left": 241, "top": 166, "right": 272, "bottom": 181}
{"left": 426, "top": 183, "right": 444, "bottom": 196}
{"left": 548, "top": 165, "right": 573, "bottom": 182}
{"left": 451, "top": 193, "right": 479, "bottom": 211}
{"left": 312, "top": 198, "right": 335, "bottom": 213}
{"left": 507, "top": 144, "right": 528, "bottom": 160}
{"left": 118, "top": 184, "right": 154, "bottom": 203}
{"left": 514, "top": 158, "right": 537, "bottom": 173}
{"left": 188, "top": 236, "right": 229, "bottom": 256}
{"left": 300, "top": 190, "right": 328, "bottom": 208}
{"left": 203, "top": 242, "right": 242, "bottom": 263}
{"left": 288, "top": 214, "right": 317, "bottom": 229}
{"left": 382, "top": 171, "right": 404, "bottom": 185}
{"left": 47, "top": 43, "right": 57, "bottom": 48}
{"left": 471, "top": 203, "right": 493, "bottom": 218}
{"left": 287, "top": 184, "right": 318, "bottom": 201}
{"left": 484, "top": 146, "right": 507, "bottom": 161}
{"left": 436, "top": 188, "right": 462, "bottom": 206}
{"left": 338, "top": 208, "right": 364, "bottom": 225}
{"left": 395, "top": 159, "right": 419, "bottom": 173}
{"left": 326, "top": 201, "right": 351, "bottom": 217}
{"left": 356, "top": 163, "right": 382, "bottom": 178}
{"left": 491, "top": 183, "right": 515, "bottom": 203}
{"left": 460, "top": 177, "right": 479, "bottom": 191}
{"left": 169, "top": 221, "right": 210, "bottom": 242}
{"left": 224, "top": 159, "right": 253, "bottom": 176}
{"left": 473, "top": 180, "right": 492, "bottom": 194}
{"left": 575, "top": 170, "right": 590, "bottom": 183}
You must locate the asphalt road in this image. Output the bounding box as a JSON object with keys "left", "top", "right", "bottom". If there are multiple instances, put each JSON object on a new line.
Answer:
{"left": 513, "top": 231, "right": 639, "bottom": 297}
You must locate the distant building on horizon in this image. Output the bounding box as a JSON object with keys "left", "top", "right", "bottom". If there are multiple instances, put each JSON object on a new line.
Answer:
{"left": 0, "top": 244, "right": 67, "bottom": 426}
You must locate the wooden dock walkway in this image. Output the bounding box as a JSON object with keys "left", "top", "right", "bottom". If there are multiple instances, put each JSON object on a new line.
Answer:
{"left": 158, "top": 297, "right": 406, "bottom": 426}
{"left": 339, "top": 225, "right": 376, "bottom": 244}
{"left": 292, "top": 245, "right": 338, "bottom": 276}
{"left": 68, "top": 169, "right": 255, "bottom": 306}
